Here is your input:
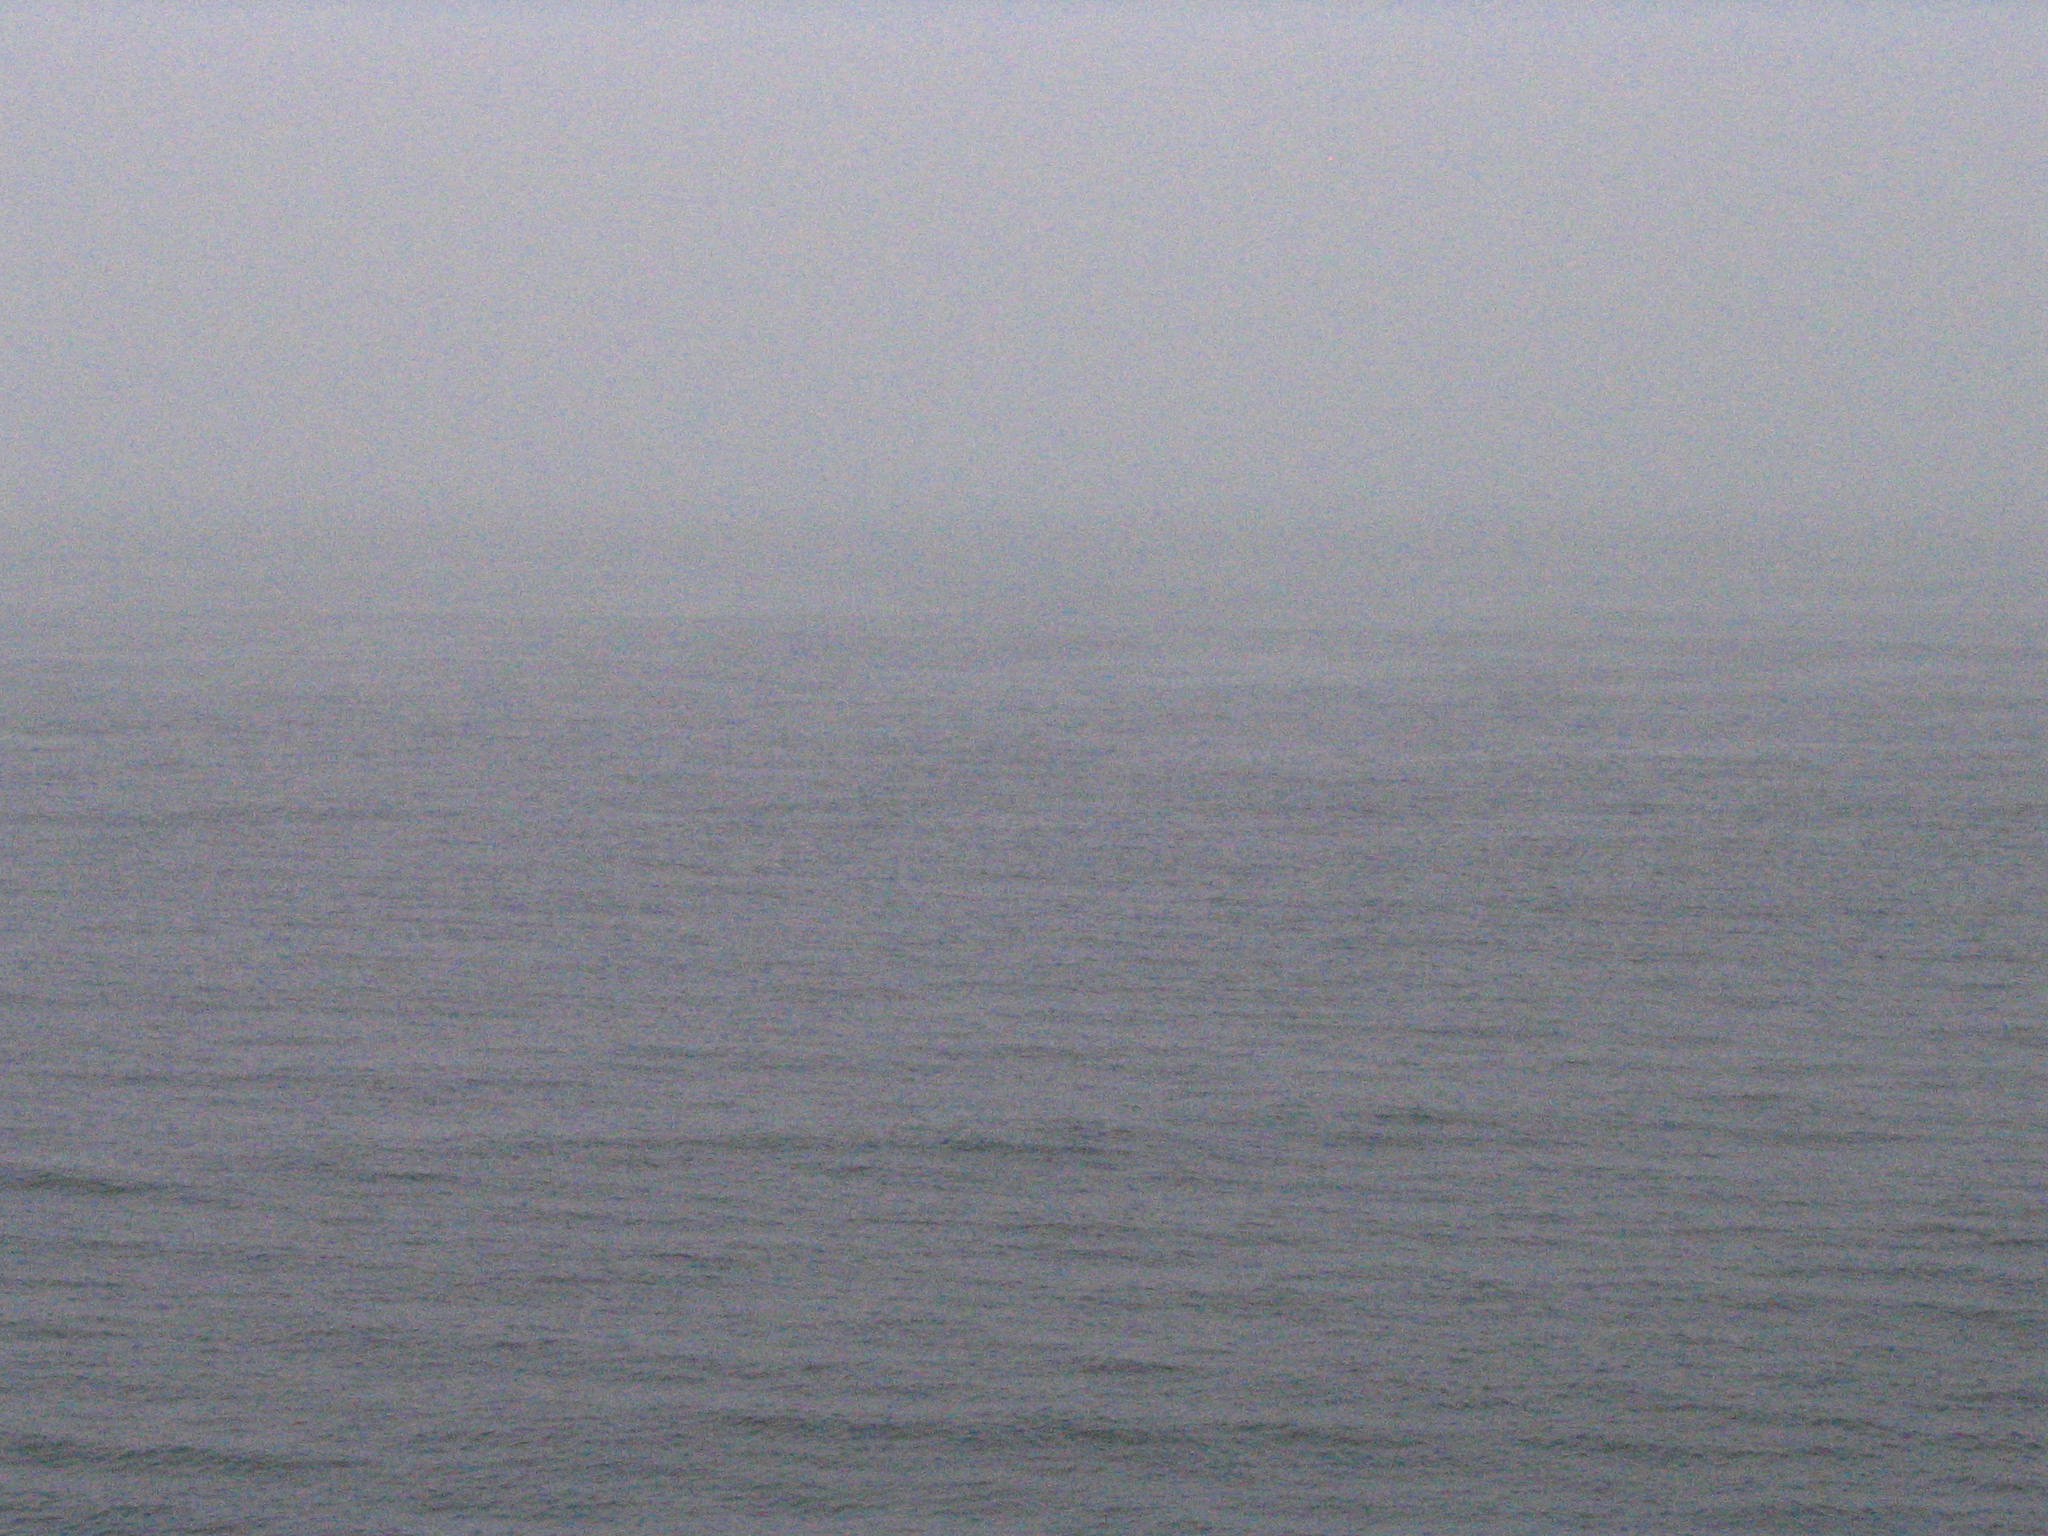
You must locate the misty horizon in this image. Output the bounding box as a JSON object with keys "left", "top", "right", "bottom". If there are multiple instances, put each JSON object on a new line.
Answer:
{"left": 4, "top": 5, "right": 2043, "bottom": 626}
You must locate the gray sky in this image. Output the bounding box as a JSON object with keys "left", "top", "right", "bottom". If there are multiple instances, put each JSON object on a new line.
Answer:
{"left": 3, "top": 5, "right": 2043, "bottom": 620}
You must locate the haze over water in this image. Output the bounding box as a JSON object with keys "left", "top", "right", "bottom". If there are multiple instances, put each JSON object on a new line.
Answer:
{"left": 1, "top": 7, "right": 2044, "bottom": 1534}
{"left": 3, "top": 5, "right": 2043, "bottom": 621}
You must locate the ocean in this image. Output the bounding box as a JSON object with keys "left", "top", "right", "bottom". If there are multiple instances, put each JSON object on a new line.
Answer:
{"left": 1, "top": 609, "right": 2041, "bottom": 1534}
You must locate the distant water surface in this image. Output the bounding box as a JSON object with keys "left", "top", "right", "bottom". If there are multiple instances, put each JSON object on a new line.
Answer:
{"left": 0, "top": 610, "right": 2041, "bottom": 1534}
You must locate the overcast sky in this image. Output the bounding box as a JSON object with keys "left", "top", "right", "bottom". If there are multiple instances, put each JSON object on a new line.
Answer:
{"left": 3, "top": 5, "right": 2043, "bottom": 619}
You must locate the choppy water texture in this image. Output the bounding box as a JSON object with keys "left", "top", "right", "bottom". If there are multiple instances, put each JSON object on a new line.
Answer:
{"left": 1, "top": 610, "right": 2042, "bottom": 1535}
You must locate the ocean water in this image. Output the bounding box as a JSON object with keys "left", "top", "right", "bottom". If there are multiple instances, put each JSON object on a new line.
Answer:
{"left": 0, "top": 609, "right": 2041, "bottom": 1535}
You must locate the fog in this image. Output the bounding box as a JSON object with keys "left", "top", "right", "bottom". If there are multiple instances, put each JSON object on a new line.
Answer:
{"left": 3, "top": 5, "right": 2043, "bottom": 624}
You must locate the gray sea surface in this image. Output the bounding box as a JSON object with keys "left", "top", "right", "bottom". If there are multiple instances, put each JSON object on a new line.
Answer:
{"left": 0, "top": 610, "right": 2042, "bottom": 1535}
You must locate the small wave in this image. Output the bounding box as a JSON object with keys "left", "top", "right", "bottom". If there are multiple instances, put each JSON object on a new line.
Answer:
{"left": 1076, "top": 1355, "right": 1182, "bottom": 1377}
{"left": 1530, "top": 1429, "right": 1863, "bottom": 1467}
{"left": 0, "top": 802, "right": 397, "bottom": 830}
{"left": 1743, "top": 1127, "right": 1919, "bottom": 1148}
{"left": 0, "top": 1165, "right": 176, "bottom": 1199}
{"left": 448, "top": 1126, "right": 1131, "bottom": 1166}
{"left": 0, "top": 1431, "right": 360, "bottom": 1476}
{"left": 1324, "top": 1106, "right": 1543, "bottom": 1149}
{"left": 695, "top": 1408, "right": 1441, "bottom": 1475}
